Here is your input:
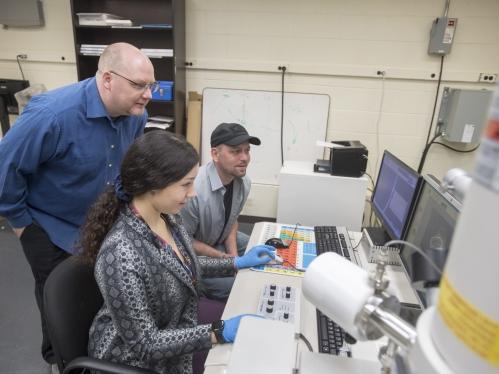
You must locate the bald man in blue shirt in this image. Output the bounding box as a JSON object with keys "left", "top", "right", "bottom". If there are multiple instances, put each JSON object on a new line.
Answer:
{"left": 0, "top": 42, "right": 157, "bottom": 369}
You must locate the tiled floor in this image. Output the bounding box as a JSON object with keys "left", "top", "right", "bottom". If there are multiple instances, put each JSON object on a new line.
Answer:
{"left": 0, "top": 219, "right": 49, "bottom": 374}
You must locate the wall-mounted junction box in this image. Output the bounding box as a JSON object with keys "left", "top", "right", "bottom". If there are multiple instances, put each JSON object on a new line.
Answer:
{"left": 435, "top": 87, "right": 492, "bottom": 144}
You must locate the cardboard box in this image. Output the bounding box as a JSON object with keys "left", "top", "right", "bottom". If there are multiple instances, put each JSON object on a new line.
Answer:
{"left": 187, "top": 91, "right": 202, "bottom": 153}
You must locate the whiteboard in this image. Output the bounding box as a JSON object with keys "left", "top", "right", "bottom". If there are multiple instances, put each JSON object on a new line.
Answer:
{"left": 201, "top": 88, "right": 330, "bottom": 185}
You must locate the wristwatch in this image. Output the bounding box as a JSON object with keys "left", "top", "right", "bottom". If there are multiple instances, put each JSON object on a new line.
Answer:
{"left": 211, "top": 320, "right": 226, "bottom": 344}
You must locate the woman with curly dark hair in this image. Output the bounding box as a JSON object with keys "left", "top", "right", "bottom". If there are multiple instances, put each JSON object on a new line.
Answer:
{"left": 79, "top": 131, "right": 274, "bottom": 373}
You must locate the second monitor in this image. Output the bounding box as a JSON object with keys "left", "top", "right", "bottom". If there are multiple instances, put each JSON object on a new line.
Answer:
{"left": 368, "top": 150, "right": 421, "bottom": 245}
{"left": 401, "top": 174, "right": 462, "bottom": 301}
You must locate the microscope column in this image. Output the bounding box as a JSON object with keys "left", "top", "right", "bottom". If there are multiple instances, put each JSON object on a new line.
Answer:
{"left": 430, "top": 85, "right": 499, "bottom": 374}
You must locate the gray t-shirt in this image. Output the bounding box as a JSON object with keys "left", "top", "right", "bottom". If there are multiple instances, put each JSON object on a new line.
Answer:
{"left": 180, "top": 161, "right": 251, "bottom": 248}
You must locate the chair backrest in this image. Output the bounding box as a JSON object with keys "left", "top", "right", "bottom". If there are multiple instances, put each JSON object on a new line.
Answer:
{"left": 44, "top": 256, "right": 103, "bottom": 370}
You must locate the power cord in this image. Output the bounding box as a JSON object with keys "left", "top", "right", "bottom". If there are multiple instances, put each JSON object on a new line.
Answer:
{"left": 417, "top": 133, "right": 441, "bottom": 173}
{"left": 384, "top": 239, "right": 442, "bottom": 275}
{"left": 286, "top": 222, "right": 300, "bottom": 246}
{"left": 273, "top": 222, "right": 306, "bottom": 272}
{"left": 351, "top": 230, "right": 365, "bottom": 250}
{"left": 16, "top": 54, "right": 27, "bottom": 80}
{"left": 282, "top": 222, "right": 305, "bottom": 273}
{"left": 297, "top": 333, "right": 313, "bottom": 352}
{"left": 364, "top": 172, "right": 375, "bottom": 188}
{"left": 418, "top": 133, "right": 479, "bottom": 174}
{"left": 417, "top": 55, "right": 445, "bottom": 173}
{"left": 373, "top": 71, "right": 386, "bottom": 177}
{"left": 278, "top": 65, "right": 287, "bottom": 166}
{"left": 433, "top": 141, "right": 480, "bottom": 153}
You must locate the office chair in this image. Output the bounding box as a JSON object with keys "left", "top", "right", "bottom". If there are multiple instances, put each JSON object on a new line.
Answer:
{"left": 192, "top": 297, "right": 226, "bottom": 374}
{"left": 43, "top": 256, "right": 156, "bottom": 374}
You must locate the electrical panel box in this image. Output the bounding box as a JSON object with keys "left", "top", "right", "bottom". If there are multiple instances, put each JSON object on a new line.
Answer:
{"left": 428, "top": 17, "right": 457, "bottom": 55}
{"left": 435, "top": 88, "right": 492, "bottom": 144}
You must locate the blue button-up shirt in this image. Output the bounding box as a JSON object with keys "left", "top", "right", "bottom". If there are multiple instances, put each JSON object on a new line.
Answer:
{"left": 0, "top": 77, "right": 146, "bottom": 252}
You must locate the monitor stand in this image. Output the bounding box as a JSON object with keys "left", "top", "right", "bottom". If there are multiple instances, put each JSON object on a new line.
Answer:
{"left": 364, "top": 227, "right": 391, "bottom": 246}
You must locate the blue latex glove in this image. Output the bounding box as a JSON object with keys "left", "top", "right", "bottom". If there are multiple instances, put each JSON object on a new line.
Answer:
{"left": 222, "top": 314, "right": 263, "bottom": 343}
{"left": 234, "top": 244, "right": 275, "bottom": 269}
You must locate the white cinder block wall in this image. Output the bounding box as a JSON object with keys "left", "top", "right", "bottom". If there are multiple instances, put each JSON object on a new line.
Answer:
{"left": 1, "top": 0, "right": 498, "bottom": 218}
{"left": 185, "top": 0, "right": 499, "bottom": 217}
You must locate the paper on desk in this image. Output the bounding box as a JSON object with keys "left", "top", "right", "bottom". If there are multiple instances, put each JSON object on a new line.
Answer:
{"left": 316, "top": 140, "right": 345, "bottom": 149}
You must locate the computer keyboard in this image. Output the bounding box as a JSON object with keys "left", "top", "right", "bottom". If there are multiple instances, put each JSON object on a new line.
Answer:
{"left": 314, "top": 226, "right": 353, "bottom": 357}
{"left": 314, "top": 226, "right": 352, "bottom": 261}
{"left": 316, "top": 309, "right": 352, "bottom": 357}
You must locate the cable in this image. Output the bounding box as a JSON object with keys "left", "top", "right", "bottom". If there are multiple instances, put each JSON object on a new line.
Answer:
{"left": 418, "top": 134, "right": 479, "bottom": 174}
{"left": 443, "top": 0, "right": 451, "bottom": 17}
{"left": 16, "top": 55, "right": 26, "bottom": 80}
{"left": 279, "top": 66, "right": 287, "bottom": 166}
{"left": 384, "top": 240, "right": 442, "bottom": 275}
{"left": 351, "top": 230, "right": 365, "bottom": 250}
{"left": 363, "top": 172, "right": 375, "bottom": 190}
{"left": 373, "top": 71, "right": 386, "bottom": 177}
{"left": 297, "top": 333, "right": 313, "bottom": 352}
{"left": 287, "top": 222, "right": 300, "bottom": 246}
{"left": 417, "top": 56, "right": 445, "bottom": 173}
{"left": 280, "top": 259, "right": 305, "bottom": 272}
{"left": 265, "top": 222, "right": 306, "bottom": 271}
{"left": 363, "top": 172, "right": 375, "bottom": 227}
{"left": 417, "top": 0, "right": 452, "bottom": 173}
{"left": 417, "top": 133, "right": 441, "bottom": 173}
{"left": 280, "top": 222, "right": 306, "bottom": 272}
{"left": 433, "top": 141, "right": 480, "bottom": 153}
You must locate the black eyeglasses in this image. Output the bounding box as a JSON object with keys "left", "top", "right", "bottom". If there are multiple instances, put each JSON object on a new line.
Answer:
{"left": 109, "top": 70, "right": 159, "bottom": 93}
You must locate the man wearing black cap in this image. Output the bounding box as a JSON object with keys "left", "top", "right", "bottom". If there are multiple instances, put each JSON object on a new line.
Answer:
{"left": 181, "top": 123, "right": 261, "bottom": 299}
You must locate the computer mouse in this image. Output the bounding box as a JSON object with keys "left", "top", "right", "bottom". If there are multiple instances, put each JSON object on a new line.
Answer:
{"left": 265, "top": 237, "right": 289, "bottom": 249}
{"left": 269, "top": 253, "right": 284, "bottom": 265}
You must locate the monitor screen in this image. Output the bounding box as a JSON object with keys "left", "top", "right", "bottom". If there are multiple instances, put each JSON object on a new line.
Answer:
{"left": 401, "top": 175, "right": 461, "bottom": 287}
{"left": 372, "top": 151, "right": 420, "bottom": 240}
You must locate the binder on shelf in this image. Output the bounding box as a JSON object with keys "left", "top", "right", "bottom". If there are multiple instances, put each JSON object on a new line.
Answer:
{"left": 111, "top": 25, "right": 143, "bottom": 29}
{"left": 152, "top": 81, "right": 174, "bottom": 101}
{"left": 140, "top": 48, "right": 173, "bottom": 58}
{"left": 145, "top": 116, "right": 174, "bottom": 130}
{"left": 76, "top": 13, "right": 132, "bottom": 26}
{"left": 141, "top": 24, "right": 172, "bottom": 29}
{"left": 79, "top": 44, "right": 108, "bottom": 56}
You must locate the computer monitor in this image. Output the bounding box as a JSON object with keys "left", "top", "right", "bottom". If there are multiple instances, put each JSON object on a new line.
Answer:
{"left": 371, "top": 150, "right": 421, "bottom": 241}
{"left": 401, "top": 174, "right": 461, "bottom": 291}
{"left": 0, "top": 79, "right": 29, "bottom": 135}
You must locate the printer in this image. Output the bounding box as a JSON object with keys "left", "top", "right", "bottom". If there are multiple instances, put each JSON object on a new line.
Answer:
{"left": 314, "top": 140, "right": 368, "bottom": 177}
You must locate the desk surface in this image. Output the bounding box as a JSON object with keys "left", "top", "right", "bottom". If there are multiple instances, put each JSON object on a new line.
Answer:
{"left": 204, "top": 222, "right": 420, "bottom": 373}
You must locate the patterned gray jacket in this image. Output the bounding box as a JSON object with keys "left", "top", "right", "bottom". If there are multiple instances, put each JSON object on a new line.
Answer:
{"left": 88, "top": 205, "right": 236, "bottom": 373}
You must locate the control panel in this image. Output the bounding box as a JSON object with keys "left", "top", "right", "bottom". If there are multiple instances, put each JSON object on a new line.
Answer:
{"left": 256, "top": 284, "right": 300, "bottom": 327}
